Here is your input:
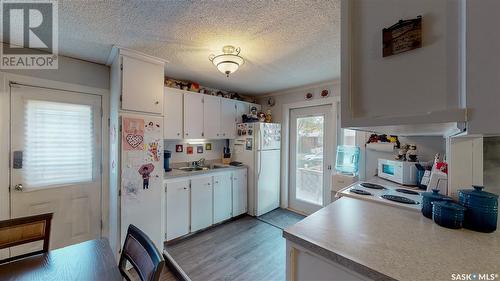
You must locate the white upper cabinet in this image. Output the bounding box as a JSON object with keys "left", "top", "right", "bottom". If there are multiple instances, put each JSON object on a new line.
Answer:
{"left": 203, "top": 95, "right": 221, "bottom": 139}
{"left": 121, "top": 55, "right": 165, "bottom": 114}
{"left": 108, "top": 47, "right": 166, "bottom": 115}
{"left": 221, "top": 99, "right": 236, "bottom": 138}
{"left": 183, "top": 93, "right": 204, "bottom": 139}
{"left": 236, "top": 102, "right": 249, "bottom": 124}
{"left": 163, "top": 88, "right": 184, "bottom": 139}
{"left": 341, "top": 0, "right": 467, "bottom": 136}
{"left": 463, "top": 1, "right": 500, "bottom": 136}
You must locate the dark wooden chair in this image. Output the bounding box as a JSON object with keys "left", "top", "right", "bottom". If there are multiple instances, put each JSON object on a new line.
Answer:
{"left": 119, "top": 224, "right": 165, "bottom": 281}
{"left": 0, "top": 213, "right": 53, "bottom": 263}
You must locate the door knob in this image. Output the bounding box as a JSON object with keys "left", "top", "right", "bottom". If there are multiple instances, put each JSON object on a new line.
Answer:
{"left": 14, "top": 184, "right": 23, "bottom": 191}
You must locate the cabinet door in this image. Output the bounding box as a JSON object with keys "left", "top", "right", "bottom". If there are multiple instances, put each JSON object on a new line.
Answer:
{"left": 166, "top": 180, "right": 190, "bottom": 240}
{"left": 236, "top": 102, "right": 249, "bottom": 124}
{"left": 220, "top": 99, "right": 236, "bottom": 138}
{"left": 191, "top": 176, "right": 213, "bottom": 232}
{"left": 213, "top": 173, "right": 232, "bottom": 224}
{"left": 183, "top": 93, "right": 204, "bottom": 139}
{"left": 121, "top": 55, "right": 164, "bottom": 114}
{"left": 203, "top": 95, "right": 221, "bottom": 139}
{"left": 163, "top": 88, "right": 183, "bottom": 139}
{"left": 232, "top": 169, "right": 247, "bottom": 216}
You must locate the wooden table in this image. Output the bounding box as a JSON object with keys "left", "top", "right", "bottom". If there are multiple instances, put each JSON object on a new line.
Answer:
{"left": 0, "top": 239, "right": 123, "bottom": 281}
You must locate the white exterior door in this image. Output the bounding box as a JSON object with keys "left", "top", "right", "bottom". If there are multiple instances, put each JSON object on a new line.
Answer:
{"left": 289, "top": 105, "right": 334, "bottom": 215}
{"left": 10, "top": 85, "right": 102, "bottom": 253}
{"left": 165, "top": 179, "right": 190, "bottom": 240}
{"left": 203, "top": 95, "right": 221, "bottom": 139}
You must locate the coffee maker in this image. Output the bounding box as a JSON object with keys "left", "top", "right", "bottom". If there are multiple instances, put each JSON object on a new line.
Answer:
{"left": 164, "top": 150, "right": 172, "bottom": 172}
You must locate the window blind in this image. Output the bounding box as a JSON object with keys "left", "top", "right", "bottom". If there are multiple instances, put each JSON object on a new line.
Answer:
{"left": 23, "top": 100, "right": 94, "bottom": 188}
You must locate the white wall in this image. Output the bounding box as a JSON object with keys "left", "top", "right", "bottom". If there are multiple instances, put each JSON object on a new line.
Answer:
{"left": 363, "top": 134, "right": 446, "bottom": 179}
{"left": 484, "top": 137, "right": 500, "bottom": 196}
{"left": 1, "top": 52, "right": 109, "bottom": 90}
{"left": 257, "top": 81, "right": 339, "bottom": 123}
{"left": 0, "top": 54, "right": 110, "bottom": 259}
{"left": 164, "top": 140, "right": 226, "bottom": 164}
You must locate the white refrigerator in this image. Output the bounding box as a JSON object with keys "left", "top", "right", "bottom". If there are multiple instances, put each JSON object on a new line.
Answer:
{"left": 120, "top": 114, "right": 164, "bottom": 250}
{"left": 233, "top": 123, "right": 281, "bottom": 216}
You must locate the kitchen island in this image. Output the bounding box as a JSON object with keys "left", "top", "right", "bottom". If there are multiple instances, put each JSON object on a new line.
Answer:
{"left": 283, "top": 197, "right": 500, "bottom": 281}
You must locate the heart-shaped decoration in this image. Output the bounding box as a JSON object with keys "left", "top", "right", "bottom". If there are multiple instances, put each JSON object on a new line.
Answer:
{"left": 126, "top": 134, "right": 143, "bottom": 148}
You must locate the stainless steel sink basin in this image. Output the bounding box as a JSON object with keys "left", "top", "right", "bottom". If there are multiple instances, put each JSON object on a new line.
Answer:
{"left": 177, "top": 167, "right": 209, "bottom": 172}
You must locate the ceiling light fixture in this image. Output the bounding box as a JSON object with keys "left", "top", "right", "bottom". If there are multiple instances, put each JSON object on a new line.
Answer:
{"left": 209, "top": 45, "right": 244, "bottom": 77}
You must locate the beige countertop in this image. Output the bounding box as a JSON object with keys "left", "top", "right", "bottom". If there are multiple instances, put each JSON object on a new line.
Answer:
{"left": 164, "top": 164, "right": 246, "bottom": 180}
{"left": 283, "top": 197, "right": 500, "bottom": 281}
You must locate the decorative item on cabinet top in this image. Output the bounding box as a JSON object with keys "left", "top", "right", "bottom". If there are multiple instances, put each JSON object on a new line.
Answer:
{"left": 164, "top": 77, "right": 257, "bottom": 103}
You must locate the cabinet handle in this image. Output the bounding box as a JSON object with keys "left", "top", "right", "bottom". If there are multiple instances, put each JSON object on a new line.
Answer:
{"left": 215, "top": 181, "right": 219, "bottom": 184}
{"left": 223, "top": 133, "right": 226, "bottom": 136}
{"left": 207, "top": 183, "right": 211, "bottom": 186}
{"left": 177, "top": 133, "right": 180, "bottom": 136}
{"left": 183, "top": 187, "right": 187, "bottom": 190}
{"left": 186, "top": 133, "right": 189, "bottom": 136}
{"left": 217, "top": 133, "right": 219, "bottom": 136}
{"left": 202, "top": 132, "right": 204, "bottom": 137}
{"left": 155, "top": 101, "right": 159, "bottom": 105}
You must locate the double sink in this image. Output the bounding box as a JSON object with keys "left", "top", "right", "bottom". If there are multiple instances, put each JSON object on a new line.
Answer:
{"left": 176, "top": 164, "right": 230, "bottom": 172}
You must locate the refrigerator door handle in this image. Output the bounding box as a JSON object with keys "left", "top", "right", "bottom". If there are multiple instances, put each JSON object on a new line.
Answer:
{"left": 257, "top": 150, "right": 263, "bottom": 180}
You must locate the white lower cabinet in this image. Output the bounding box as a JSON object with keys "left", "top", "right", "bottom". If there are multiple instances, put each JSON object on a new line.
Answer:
{"left": 213, "top": 173, "right": 233, "bottom": 224}
{"left": 165, "top": 168, "right": 247, "bottom": 241}
{"left": 190, "top": 176, "right": 213, "bottom": 232}
{"left": 165, "top": 179, "right": 190, "bottom": 241}
{"left": 232, "top": 169, "right": 247, "bottom": 216}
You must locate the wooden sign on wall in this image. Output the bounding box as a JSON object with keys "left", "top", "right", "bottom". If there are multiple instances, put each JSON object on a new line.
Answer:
{"left": 383, "top": 16, "right": 422, "bottom": 57}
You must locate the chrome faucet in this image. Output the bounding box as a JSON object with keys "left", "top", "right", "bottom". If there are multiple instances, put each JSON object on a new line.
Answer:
{"left": 192, "top": 158, "right": 206, "bottom": 168}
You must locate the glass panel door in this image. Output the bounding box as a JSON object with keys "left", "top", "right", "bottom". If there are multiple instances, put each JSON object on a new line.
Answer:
{"left": 295, "top": 115, "right": 324, "bottom": 205}
{"left": 289, "top": 105, "right": 334, "bottom": 214}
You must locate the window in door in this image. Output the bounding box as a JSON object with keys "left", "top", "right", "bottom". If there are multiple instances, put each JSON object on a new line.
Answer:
{"left": 23, "top": 100, "right": 95, "bottom": 188}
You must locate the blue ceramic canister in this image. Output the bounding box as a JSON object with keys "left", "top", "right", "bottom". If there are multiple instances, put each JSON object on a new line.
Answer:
{"left": 432, "top": 199, "right": 466, "bottom": 229}
{"left": 421, "top": 189, "right": 450, "bottom": 219}
{"left": 458, "top": 185, "right": 499, "bottom": 233}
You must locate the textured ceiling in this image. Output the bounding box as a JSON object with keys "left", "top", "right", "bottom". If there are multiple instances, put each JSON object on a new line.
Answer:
{"left": 58, "top": 0, "right": 340, "bottom": 95}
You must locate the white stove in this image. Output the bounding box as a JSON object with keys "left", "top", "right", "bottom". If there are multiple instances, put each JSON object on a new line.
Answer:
{"left": 338, "top": 181, "right": 423, "bottom": 211}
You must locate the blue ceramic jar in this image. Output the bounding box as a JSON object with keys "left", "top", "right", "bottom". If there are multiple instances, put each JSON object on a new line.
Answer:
{"left": 421, "top": 189, "right": 450, "bottom": 219}
{"left": 458, "top": 185, "right": 498, "bottom": 233}
{"left": 432, "top": 199, "right": 466, "bottom": 229}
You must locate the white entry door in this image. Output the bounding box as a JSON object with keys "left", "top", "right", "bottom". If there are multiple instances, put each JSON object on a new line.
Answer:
{"left": 10, "top": 84, "right": 102, "bottom": 254}
{"left": 289, "top": 105, "right": 334, "bottom": 214}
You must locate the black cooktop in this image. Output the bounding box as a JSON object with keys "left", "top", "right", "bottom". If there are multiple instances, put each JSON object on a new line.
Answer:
{"left": 360, "top": 183, "right": 385, "bottom": 189}
{"left": 381, "top": 194, "right": 419, "bottom": 205}
{"left": 395, "top": 188, "right": 419, "bottom": 195}
{"left": 350, "top": 188, "right": 372, "bottom": 196}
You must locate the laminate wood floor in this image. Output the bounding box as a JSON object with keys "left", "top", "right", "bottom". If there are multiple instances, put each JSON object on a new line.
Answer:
{"left": 165, "top": 216, "right": 285, "bottom": 281}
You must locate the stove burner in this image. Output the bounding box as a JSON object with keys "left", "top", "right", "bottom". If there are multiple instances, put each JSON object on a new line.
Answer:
{"left": 360, "top": 183, "right": 385, "bottom": 189}
{"left": 381, "top": 194, "right": 418, "bottom": 205}
{"left": 350, "top": 188, "right": 372, "bottom": 196}
{"left": 395, "top": 189, "right": 419, "bottom": 195}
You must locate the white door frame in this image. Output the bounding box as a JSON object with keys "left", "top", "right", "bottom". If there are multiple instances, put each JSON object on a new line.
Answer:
{"left": 0, "top": 72, "right": 109, "bottom": 257}
{"left": 280, "top": 97, "right": 339, "bottom": 210}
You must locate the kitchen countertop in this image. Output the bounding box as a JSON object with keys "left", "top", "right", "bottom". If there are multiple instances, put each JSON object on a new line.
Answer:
{"left": 164, "top": 165, "right": 247, "bottom": 180}
{"left": 283, "top": 197, "right": 500, "bottom": 281}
